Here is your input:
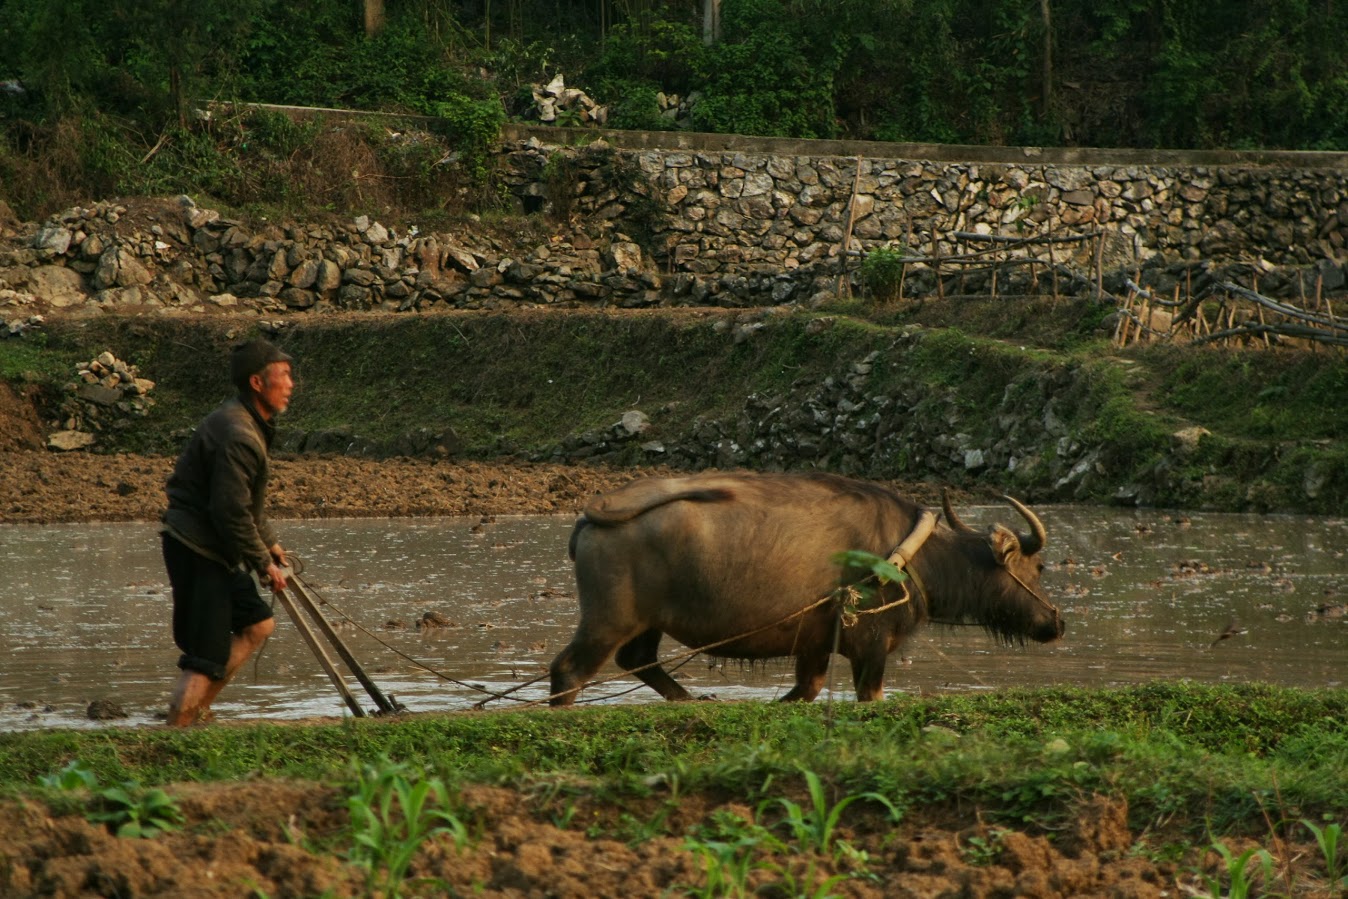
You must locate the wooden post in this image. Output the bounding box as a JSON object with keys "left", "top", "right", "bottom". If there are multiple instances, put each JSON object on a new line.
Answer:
{"left": 898, "top": 218, "right": 911, "bottom": 301}
{"left": 1094, "top": 232, "right": 1105, "bottom": 300}
{"left": 934, "top": 238, "right": 944, "bottom": 300}
{"left": 1047, "top": 237, "right": 1059, "bottom": 305}
{"left": 958, "top": 236, "right": 967, "bottom": 295}
{"left": 991, "top": 242, "right": 999, "bottom": 299}
{"left": 836, "top": 156, "right": 863, "bottom": 299}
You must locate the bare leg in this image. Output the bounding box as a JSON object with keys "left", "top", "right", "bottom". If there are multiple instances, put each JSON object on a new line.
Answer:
{"left": 615, "top": 629, "right": 692, "bottom": 701}
{"left": 167, "top": 618, "right": 275, "bottom": 726}
{"left": 167, "top": 670, "right": 213, "bottom": 726}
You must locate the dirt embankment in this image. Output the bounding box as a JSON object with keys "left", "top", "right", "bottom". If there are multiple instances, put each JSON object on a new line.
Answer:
{"left": 0, "top": 444, "right": 658, "bottom": 525}
{"left": 6, "top": 780, "right": 1307, "bottom": 899}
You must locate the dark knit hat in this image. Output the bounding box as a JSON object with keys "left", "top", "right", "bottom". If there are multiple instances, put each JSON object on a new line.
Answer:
{"left": 230, "top": 338, "right": 293, "bottom": 390}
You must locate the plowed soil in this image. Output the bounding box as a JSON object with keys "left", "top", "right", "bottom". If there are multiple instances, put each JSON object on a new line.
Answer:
{"left": 8, "top": 781, "right": 1317, "bottom": 898}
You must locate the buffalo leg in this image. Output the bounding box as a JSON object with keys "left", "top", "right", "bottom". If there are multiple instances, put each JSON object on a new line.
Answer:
{"left": 615, "top": 629, "right": 693, "bottom": 701}
{"left": 848, "top": 654, "right": 886, "bottom": 702}
{"left": 779, "top": 651, "right": 831, "bottom": 702}
{"left": 549, "top": 634, "right": 620, "bottom": 707}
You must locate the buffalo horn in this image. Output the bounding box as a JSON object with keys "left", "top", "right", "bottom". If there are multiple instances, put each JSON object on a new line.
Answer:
{"left": 1001, "top": 494, "right": 1047, "bottom": 556}
{"left": 940, "top": 488, "right": 976, "bottom": 533}
{"left": 889, "top": 510, "right": 936, "bottom": 568}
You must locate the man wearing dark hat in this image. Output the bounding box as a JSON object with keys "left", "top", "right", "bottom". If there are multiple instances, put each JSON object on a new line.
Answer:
{"left": 160, "top": 337, "right": 294, "bottom": 725}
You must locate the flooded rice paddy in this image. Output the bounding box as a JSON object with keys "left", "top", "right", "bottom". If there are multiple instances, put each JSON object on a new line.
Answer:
{"left": 1, "top": 506, "right": 1344, "bottom": 731}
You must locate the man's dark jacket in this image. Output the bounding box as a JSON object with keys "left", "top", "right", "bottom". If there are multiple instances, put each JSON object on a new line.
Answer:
{"left": 162, "top": 395, "right": 278, "bottom": 575}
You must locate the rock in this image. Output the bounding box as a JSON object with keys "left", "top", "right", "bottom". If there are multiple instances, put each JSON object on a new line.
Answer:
{"left": 1172, "top": 426, "right": 1210, "bottom": 455}
{"left": 24, "top": 265, "right": 86, "bottom": 306}
{"left": 77, "top": 384, "right": 123, "bottom": 406}
{"left": 416, "top": 610, "right": 455, "bottom": 630}
{"left": 86, "top": 699, "right": 128, "bottom": 720}
{"left": 34, "top": 224, "right": 72, "bottom": 257}
{"left": 48, "top": 430, "right": 96, "bottom": 451}
{"left": 617, "top": 410, "right": 650, "bottom": 436}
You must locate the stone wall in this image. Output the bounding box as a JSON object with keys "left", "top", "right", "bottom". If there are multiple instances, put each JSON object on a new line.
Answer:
{"left": 2, "top": 125, "right": 1347, "bottom": 322}
{"left": 501, "top": 129, "right": 1348, "bottom": 307}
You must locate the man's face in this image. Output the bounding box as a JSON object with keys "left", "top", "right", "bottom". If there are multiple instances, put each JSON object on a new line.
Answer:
{"left": 250, "top": 361, "right": 294, "bottom": 419}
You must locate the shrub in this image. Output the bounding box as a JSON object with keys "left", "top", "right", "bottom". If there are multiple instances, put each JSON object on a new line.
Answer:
{"left": 859, "top": 247, "right": 907, "bottom": 303}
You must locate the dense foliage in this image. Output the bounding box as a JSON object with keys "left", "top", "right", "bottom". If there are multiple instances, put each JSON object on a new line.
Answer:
{"left": 1, "top": 0, "right": 1346, "bottom": 219}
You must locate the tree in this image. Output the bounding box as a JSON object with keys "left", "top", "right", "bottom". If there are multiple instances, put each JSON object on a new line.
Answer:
{"left": 703, "top": 0, "right": 721, "bottom": 44}
{"left": 364, "top": 0, "right": 386, "bottom": 36}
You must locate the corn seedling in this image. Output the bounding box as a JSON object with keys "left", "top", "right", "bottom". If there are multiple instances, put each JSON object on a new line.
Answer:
{"left": 1200, "top": 840, "right": 1277, "bottom": 899}
{"left": 681, "top": 836, "right": 771, "bottom": 899}
{"left": 763, "top": 857, "right": 855, "bottom": 899}
{"left": 760, "top": 767, "right": 900, "bottom": 858}
{"left": 346, "top": 757, "right": 470, "bottom": 898}
{"left": 1302, "top": 818, "right": 1346, "bottom": 888}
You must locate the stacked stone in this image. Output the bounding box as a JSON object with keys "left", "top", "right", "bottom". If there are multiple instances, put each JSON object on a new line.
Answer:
{"left": 500, "top": 140, "right": 1348, "bottom": 306}
{"left": 3, "top": 139, "right": 1347, "bottom": 316}
{"left": 529, "top": 74, "right": 608, "bottom": 126}
{"left": 48, "top": 350, "right": 156, "bottom": 451}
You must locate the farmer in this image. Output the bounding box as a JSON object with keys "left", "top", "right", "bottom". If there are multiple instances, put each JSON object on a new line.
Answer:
{"left": 160, "top": 337, "right": 294, "bottom": 726}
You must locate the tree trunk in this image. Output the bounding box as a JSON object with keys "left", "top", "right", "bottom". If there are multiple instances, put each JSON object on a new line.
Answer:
{"left": 364, "top": 0, "right": 386, "bottom": 37}
{"left": 703, "top": 0, "right": 721, "bottom": 44}
{"left": 1039, "top": 0, "right": 1053, "bottom": 119}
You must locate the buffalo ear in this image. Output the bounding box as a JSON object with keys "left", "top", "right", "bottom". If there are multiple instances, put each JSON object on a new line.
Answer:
{"left": 989, "top": 525, "right": 1020, "bottom": 566}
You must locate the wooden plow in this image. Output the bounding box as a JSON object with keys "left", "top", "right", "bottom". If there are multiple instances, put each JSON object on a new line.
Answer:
{"left": 273, "top": 568, "right": 408, "bottom": 718}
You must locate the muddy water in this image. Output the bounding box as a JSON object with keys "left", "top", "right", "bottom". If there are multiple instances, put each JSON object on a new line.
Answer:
{"left": 1, "top": 507, "right": 1344, "bottom": 732}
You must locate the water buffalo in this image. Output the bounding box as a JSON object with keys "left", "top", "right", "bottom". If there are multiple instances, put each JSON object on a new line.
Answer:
{"left": 548, "top": 471, "right": 1063, "bottom": 705}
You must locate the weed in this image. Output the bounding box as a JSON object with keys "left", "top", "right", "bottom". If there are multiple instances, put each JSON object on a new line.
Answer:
{"left": 961, "top": 828, "right": 1010, "bottom": 866}
{"left": 38, "top": 759, "right": 98, "bottom": 792}
{"left": 858, "top": 247, "right": 906, "bottom": 303}
{"left": 88, "top": 783, "right": 186, "bottom": 839}
{"left": 345, "top": 756, "right": 470, "bottom": 898}
{"left": 39, "top": 760, "right": 184, "bottom": 839}
{"left": 616, "top": 801, "right": 676, "bottom": 846}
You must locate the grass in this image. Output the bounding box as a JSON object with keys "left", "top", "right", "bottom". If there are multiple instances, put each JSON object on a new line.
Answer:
{"left": 2, "top": 684, "right": 1346, "bottom": 844}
